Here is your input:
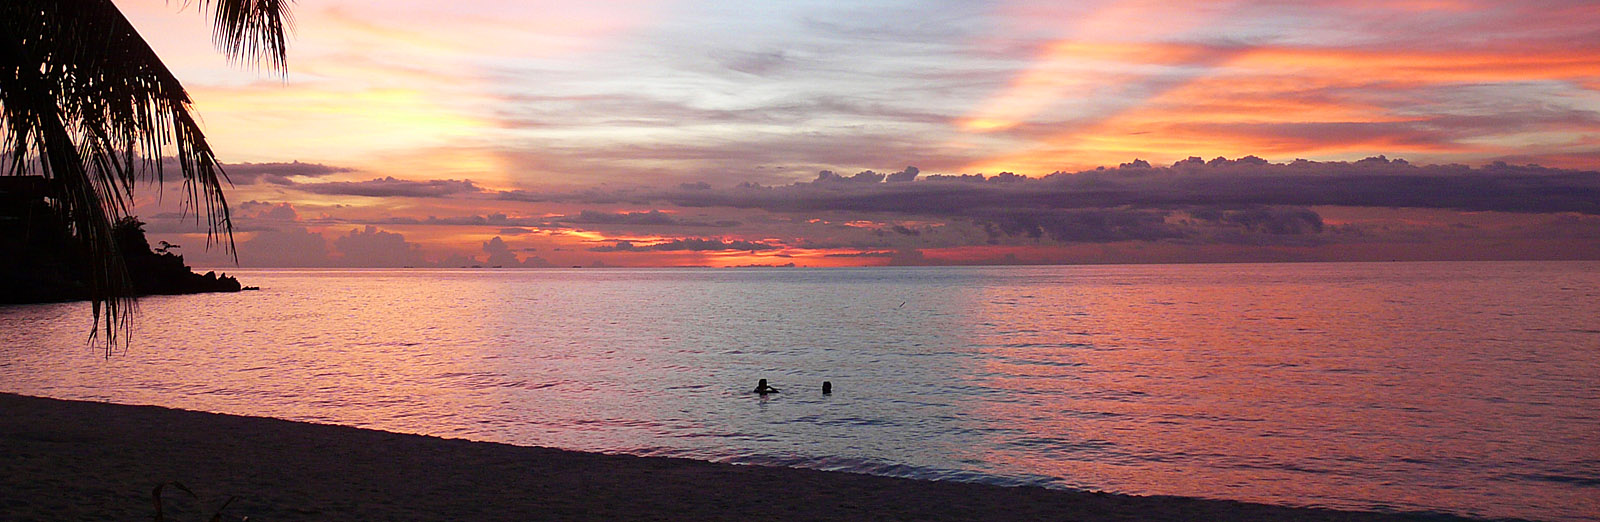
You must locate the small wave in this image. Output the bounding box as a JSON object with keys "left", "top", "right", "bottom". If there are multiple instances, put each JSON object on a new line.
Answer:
{"left": 1509, "top": 473, "right": 1600, "bottom": 487}
{"left": 1007, "top": 436, "right": 1117, "bottom": 453}
{"left": 720, "top": 454, "right": 1066, "bottom": 490}
{"left": 996, "top": 341, "right": 1094, "bottom": 349}
{"left": 990, "top": 357, "right": 1088, "bottom": 368}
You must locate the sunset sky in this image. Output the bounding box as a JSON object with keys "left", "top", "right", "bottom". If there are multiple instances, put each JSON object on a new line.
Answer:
{"left": 121, "top": 0, "right": 1600, "bottom": 267}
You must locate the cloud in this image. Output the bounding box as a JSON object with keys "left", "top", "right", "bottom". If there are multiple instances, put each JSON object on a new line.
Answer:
{"left": 236, "top": 227, "right": 333, "bottom": 267}
{"left": 555, "top": 209, "right": 737, "bottom": 227}
{"left": 889, "top": 224, "right": 920, "bottom": 236}
{"left": 589, "top": 238, "right": 782, "bottom": 252}
{"left": 1193, "top": 206, "right": 1324, "bottom": 235}
{"left": 650, "top": 157, "right": 1600, "bottom": 216}
{"left": 223, "top": 161, "right": 353, "bottom": 185}
{"left": 563, "top": 209, "right": 678, "bottom": 225}
{"left": 480, "top": 236, "right": 551, "bottom": 267}
{"left": 482, "top": 236, "right": 517, "bottom": 267}
{"left": 977, "top": 208, "right": 1184, "bottom": 243}
{"left": 814, "top": 170, "right": 887, "bottom": 184}
{"left": 237, "top": 201, "right": 300, "bottom": 221}
{"left": 295, "top": 177, "right": 484, "bottom": 198}
{"left": 717, "top": 49, "right": 792, "bottom": 76}
{"left": 885, "top": 166, "right": 919, "bottom": 183}
{"left": 371, "top": 213, "right": 552, "bottom": 228}
{"left": 466, "top": 157, "right": 1586, "bottom": 249}
{"left": 333, "top": 226, "right": 426, "bottom": 267}
{"left": 824, "top": 250, "right": 897, "bottom": 258}
{"left": 191, "top": 156, "right": 1599, "bottom": 266}
{"left": 135, "top": 159, "right": 349, "bottom": 186}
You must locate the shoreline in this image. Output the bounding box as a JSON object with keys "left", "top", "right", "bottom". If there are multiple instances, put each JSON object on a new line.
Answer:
{"left": 189, "top": 259, "right": 1600, "bottom": 271}
{"left": 0, "top": 393, "right": 1509, "bottom": 521}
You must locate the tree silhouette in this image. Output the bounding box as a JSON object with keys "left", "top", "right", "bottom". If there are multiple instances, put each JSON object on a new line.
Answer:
{"left": 2, "top": 0, "right": 290, "bottom": 352}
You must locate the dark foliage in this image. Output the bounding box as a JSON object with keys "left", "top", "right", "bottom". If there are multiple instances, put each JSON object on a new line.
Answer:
{"left": 2, "top": 185, "right": 243, "bottom": 306}
{"left": 1, "top": 0, "right": 289, "bottom": 349}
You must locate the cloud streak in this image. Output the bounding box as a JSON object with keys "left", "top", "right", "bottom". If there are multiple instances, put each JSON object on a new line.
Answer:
{"left": 590, "top": 238, "right": 782, "bottom": 252}
{"left": 223, "top": 161, "right": 353, "bottom": 185}
{"left": 556, "top": 209, "right": 739, "bottom": 228}
{"left": 294, "top": 177, "right": 485, "bottom": 198}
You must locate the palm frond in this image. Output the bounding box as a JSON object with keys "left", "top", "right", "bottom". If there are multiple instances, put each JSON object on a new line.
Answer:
{"left": 202, "top": 0, "right": 296, "bottom": 75}
{"left": 1, "top": 0, "right": 291, "bottom": 353}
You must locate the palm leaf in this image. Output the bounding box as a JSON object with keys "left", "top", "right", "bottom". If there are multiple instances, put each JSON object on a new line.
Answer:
{"left": 1, "top": 0, "right": 290, "bottom": 354}
{"left": 203, "top": 0, "right": 296, "bottom": 75}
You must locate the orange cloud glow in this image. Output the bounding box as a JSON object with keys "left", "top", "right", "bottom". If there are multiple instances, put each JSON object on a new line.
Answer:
{"left": 959, "top": 39, "right": 1600, "bottom": 172}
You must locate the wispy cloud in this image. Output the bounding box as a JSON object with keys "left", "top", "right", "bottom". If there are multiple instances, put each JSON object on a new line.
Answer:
{"left": 294, "top": 177, "right": 485, "bottom": 198}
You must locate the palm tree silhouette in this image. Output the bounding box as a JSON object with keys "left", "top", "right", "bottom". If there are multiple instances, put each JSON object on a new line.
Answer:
{"left": 2, "top": 0, "right": 291, "bottom": 352}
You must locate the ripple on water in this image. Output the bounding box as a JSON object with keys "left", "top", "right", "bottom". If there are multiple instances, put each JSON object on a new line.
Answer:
{"left": 2, "top": 263, "right": 1598, "bottom": 522}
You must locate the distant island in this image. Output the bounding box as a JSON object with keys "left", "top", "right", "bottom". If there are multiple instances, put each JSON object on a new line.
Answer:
{"left": 1, "top": 176, "right": 247, "bottom": 305}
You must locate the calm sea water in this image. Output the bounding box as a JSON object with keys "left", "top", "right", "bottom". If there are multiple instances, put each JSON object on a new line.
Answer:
{"left": 2, "top": 262, "right": 1597, "bottom": 521}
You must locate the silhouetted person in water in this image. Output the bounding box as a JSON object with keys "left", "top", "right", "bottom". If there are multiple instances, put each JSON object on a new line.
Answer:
{"left": 822, "top": 381, "right": 832, "bottom": 394}
{"left": 753, "top": 379, "right": 779, "bottom": 394}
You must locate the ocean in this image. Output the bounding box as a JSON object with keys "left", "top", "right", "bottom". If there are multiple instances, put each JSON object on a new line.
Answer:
{"left": 2, "top": 262, "right": 1597, "bottom": 521}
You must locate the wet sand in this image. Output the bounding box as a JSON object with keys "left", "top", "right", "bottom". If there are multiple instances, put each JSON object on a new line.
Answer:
{"left": 1, "top": 393, "right": 1496, "bottom": 521}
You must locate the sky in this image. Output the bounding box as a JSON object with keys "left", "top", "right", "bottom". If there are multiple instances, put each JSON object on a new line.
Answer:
{"left": 119, "top": 0, "right": 1600, "bottom": 267}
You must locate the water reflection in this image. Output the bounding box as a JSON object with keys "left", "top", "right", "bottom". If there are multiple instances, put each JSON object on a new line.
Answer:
{"left": 1, "top": 263, "right": 1596, "bottom": 522}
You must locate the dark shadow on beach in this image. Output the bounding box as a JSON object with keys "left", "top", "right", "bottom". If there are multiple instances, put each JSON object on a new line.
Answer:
{"left": 0, "top": 393, "right": 1525, "bottom": 522}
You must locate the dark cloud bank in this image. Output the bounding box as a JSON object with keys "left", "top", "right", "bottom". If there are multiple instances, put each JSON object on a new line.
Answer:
{"left": 614, "top": 157, "right": 1598, "bottom": 245}
{"left": 653, "top": 157, "right": 1600, "bottom": 216}
{"left": 250, "top": 158, "right": 1600, "bottom": 218}
{"left": 289, "top": 155, "right": 1599, "bottom": 253}
{"left": 209, "top": 157, "right": 1599, "bottom": 264}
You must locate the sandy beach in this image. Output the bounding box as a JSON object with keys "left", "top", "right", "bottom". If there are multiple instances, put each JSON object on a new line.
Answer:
{"left": 0, "top": 393, "right": 1508, "bottom": 521}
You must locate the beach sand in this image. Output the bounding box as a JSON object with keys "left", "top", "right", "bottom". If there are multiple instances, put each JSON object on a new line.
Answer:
{"left": 1, "top": 393, "right": 1488, "bottom": 521}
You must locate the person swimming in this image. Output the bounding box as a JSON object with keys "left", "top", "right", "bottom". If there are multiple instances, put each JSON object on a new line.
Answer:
{"left": 822, "top": 381, "right": 832, "bottom": 394}
{"left": 753, "top": 379, "right": 779, "bottom": 394}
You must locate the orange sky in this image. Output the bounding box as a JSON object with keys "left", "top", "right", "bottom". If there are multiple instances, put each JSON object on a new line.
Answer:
{"left": 111, "top": 0, "right": 1600, "bottom": 267}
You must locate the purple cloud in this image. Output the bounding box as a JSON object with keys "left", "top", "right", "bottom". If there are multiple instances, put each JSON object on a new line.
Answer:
{"left": 589, "top": 238, "right": 782, "bottom": 252}
{"left": 222, "top": 161, "right": 353, "bottom": 185}
{"left": 649, "top": 158, "right": 1600, "bottom": 216}
{"left": 297, "top": 177, "right": 483, "bottom": 198}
